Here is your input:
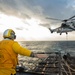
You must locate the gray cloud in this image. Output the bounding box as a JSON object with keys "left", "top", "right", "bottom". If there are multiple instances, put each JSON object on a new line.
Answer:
{"left": 0, "top": 0, "right": 75, "bottom": 27}
{"left": 0, "top": 0, "right": 44, "bottom": 19}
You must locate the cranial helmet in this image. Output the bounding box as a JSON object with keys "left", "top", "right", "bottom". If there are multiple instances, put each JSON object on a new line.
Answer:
{"left": 3, "top": 29, "right": 16, "bottom": 40}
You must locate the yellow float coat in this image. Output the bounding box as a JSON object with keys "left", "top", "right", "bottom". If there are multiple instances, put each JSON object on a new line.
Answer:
{"left": 0, "top": 40, "right": 32, "bottom": 75}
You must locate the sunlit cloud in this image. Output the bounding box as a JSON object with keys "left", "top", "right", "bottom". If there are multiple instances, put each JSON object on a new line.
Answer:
{"left": 0, "top": 13, "right": 53, "bottom": 41}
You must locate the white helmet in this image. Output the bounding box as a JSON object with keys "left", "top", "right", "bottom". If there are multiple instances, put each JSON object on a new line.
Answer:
{"left": 3, "top": 29, "right": 16, "bottom": 40}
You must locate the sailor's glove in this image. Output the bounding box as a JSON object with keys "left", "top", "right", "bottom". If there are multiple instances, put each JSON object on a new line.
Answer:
{"left": 30, "top": 52, "right": 36, "bottom": 57}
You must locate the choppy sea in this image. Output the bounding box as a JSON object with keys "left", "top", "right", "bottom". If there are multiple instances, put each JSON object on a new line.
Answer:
{"left": 18, "top": 41, "right": 75, "bottom": 56}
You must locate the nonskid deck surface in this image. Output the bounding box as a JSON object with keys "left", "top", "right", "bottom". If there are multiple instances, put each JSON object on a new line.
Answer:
{"left": 16, "top": 52, "right": 75, "bottom": 75}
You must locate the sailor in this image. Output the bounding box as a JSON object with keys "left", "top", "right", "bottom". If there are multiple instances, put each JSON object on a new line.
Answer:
{"left": 0, "top": 29, "right": 38, "bottom": 75}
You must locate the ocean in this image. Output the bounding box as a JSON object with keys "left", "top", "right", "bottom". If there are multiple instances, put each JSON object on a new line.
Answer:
{"left": 18, "top": 41, "right": 75, "bottom": 56}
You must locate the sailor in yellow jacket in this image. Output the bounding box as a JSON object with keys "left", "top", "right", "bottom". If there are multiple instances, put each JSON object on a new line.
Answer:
{"left": 0, "top": 29, "right": 37, "bottom": 75}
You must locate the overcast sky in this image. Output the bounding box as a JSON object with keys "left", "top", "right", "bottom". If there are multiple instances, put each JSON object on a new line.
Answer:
{"left": 0, "top": 0, "right": 75, "bottom": 41}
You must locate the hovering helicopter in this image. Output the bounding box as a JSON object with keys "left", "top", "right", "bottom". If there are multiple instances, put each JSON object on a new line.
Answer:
{"left": 46, "top": 15, "right": 75, "bottom": 35}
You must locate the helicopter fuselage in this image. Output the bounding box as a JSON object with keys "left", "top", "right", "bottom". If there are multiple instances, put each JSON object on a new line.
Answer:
{"left": 47, "top": 15, "right": 75, "bottom": 35}
{"left": 49, "top": 22, "right": 75, "bottom": 35}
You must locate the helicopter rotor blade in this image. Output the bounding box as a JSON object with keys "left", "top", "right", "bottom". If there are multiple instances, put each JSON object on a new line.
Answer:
{"left": 46, "top": 17, "right": 62, "bottom": 21}
{"left": 68, "top": 15, "right": 75, "bottom": 20}
{"left": 67, "top": 15, "right": 75, "bottom": 21}
{"left": 62, "top": 15, "right": 75, "bottom": 22}
{"left": 46, "top": 15, "right": 75, "bottom": 23}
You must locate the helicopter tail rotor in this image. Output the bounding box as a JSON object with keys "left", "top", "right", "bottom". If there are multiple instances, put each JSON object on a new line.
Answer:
{"left": 48, "top": 28, "right": 53, "bottom": 33}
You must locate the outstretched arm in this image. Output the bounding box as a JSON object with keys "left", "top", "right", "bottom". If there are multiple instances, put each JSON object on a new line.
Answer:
{"left": 12, "top": 42, "right": 32, "bottom": 56}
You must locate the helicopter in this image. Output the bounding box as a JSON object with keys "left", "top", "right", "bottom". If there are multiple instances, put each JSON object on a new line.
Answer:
{"left": 46, "top": 15, "right": 75, "bottom": 35}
